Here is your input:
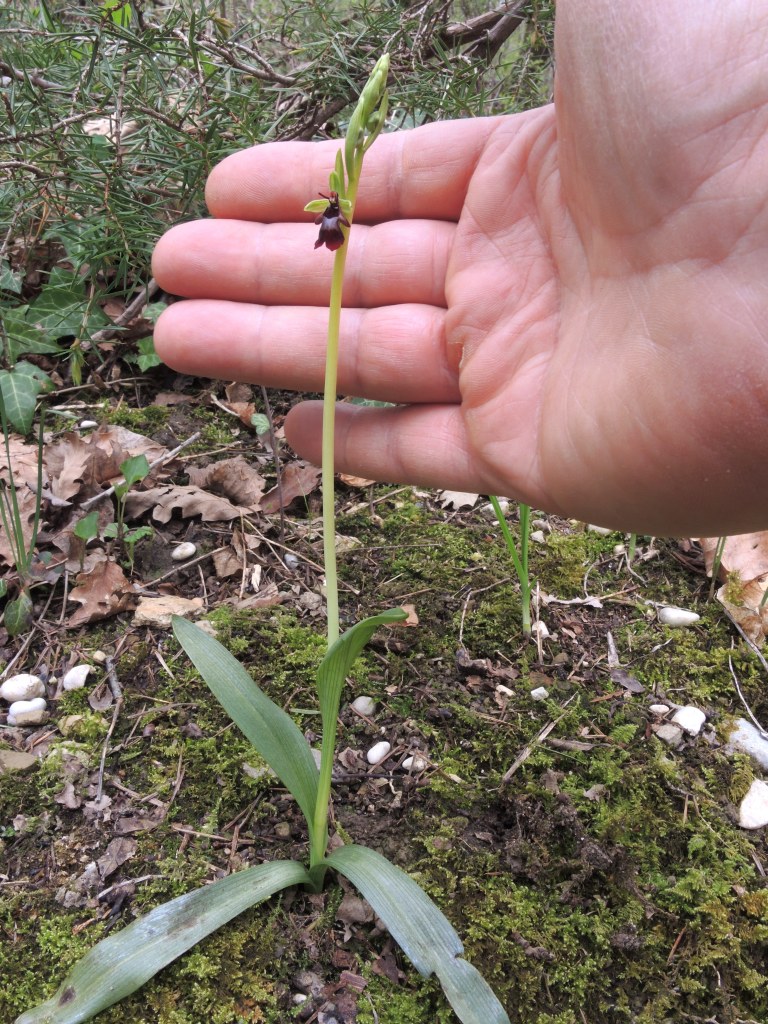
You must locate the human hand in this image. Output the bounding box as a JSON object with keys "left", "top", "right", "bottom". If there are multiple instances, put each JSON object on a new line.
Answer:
{"left": 152, "top": 0, "right": 768, "bottom": 536}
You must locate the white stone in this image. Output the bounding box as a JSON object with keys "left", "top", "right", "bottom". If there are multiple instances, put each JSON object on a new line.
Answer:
{"left": 530, "top": 686, "right": 549, "bottom": 701}
{"left": 62, "top": 665, "right": 91, "bottom": 691}
{"left": 653, "top": 722, "right": 684, "bottom": 746}
{"left": 351, "top": 695, "right": 376, "bottom": 716}
{"left": 587, "top": 524, "right": 612, "bottom": 535}
{"left": 366, "top": 740, "right": 391, "bottom": 765}
{"left": 402, "top": 754, "right": 427, "bottom": 771}
{"left": 672, "top": 706, "right": 706, "bottom": 736}
{"left": 530, "top": 530, "right": 546, "bottom": 544}
{"left": 283, "top": 553, "right": 300, "bottom": 569}
{"left": 613, "top": 543, "right": 626, "bottom": 556}
{"left": 725, "top": 718, "right": 768, "bottom": 771}
{"left": 92, "top": 650, "right": 108, "bottom": 664}
{"left": 171, "top": 542, "right": 197, "bottom": 561}
{"left": 531, "top": 621, "right": 550, "bottom": 640}
{"left": 8, "top": 697, "right": 47, "bottom": 726}
{"left": 658, "top": 606, "right": 700, "bottom": 627}
{"left": 495, "top": 684, "right": 514, "bottom": 697}
{"left": 648, "top": 704, "right": 670, "bottom": 716}
{"left": 78, "top": 420, "right": 98, "bottom": 429}
{"left": 0, "top": 673, "right": 45, "bottom": 703}
{"left": 738, "top": 779, "right": 768, "bottom": 830}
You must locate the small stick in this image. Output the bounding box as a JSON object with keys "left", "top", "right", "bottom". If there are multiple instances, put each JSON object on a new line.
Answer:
{"left": 95, "top": 656, "right": 124, "bottom": 802}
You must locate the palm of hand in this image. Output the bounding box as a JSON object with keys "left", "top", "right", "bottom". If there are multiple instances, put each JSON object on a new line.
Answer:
{"left": 446, "top": 22, "right": 768, "bottom": 533}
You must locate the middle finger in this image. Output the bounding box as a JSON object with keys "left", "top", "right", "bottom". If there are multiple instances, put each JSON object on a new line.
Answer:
{"left": 152, "top": 217, "right": 454, "bottom": 308}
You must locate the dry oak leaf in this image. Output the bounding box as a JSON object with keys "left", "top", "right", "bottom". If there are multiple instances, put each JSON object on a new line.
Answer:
{"left": 133, "top": 595, "right": 204, "bottom": 628}
{"left": 186, "top": 456, "right": 265, "bottom": 511}
{"left": 697, "top": 533, "right": 768, "bottom": 643}
{"left": 124, "top": 484, "right": 248, "bottom": 523}
{"left": 67, "top": 559, "right": 137, "bottom": 627}
{"left": 261, "top": 461, "right": 321, "bottom": 513}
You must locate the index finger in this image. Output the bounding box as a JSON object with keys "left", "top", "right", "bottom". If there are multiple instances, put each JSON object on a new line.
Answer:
{"left": 205, "top": 116, "right": 503, "bottom": 224}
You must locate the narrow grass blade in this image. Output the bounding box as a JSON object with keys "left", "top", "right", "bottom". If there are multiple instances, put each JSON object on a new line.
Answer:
{"left": 16, "top": 860, "right": 311, "bottom": 1024}
{"left": 172, "top": 615, "right": 319, "bottom": 829}
{"left": 316, "top": 608, "right": 407, "bottom": 729}
{"left": 326, "top": 845, "right": 509, "bottom": 1024}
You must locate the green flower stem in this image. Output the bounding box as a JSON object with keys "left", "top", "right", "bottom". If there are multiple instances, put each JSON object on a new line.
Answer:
{"left": 321, "top": 245, "right": 347, "bottom": 648}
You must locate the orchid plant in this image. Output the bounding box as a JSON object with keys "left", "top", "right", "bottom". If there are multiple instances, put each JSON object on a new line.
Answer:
{"left": 17, "top": 57, "right": 509, "bottom": 1024}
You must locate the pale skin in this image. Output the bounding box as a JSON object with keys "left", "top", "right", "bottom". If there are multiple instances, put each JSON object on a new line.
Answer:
{"left": 152, "top": 0, "right": 768, "bottom": 537}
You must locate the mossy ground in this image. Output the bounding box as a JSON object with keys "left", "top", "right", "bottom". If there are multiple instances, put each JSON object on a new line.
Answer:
{"left": 2, "top": 488, "right": 767, "bottom": 1024}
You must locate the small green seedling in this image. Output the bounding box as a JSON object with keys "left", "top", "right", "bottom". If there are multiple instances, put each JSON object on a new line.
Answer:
{"left": 491, "top": 495, "right": 532, "bottom": 636}
{"left": 107, "top": 453, "right": 150, "bottom": 554}
{"left": 18, "top": 58, "right": 509, "bottom": 1024}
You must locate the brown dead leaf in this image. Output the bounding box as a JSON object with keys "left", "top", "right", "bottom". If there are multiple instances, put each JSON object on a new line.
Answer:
{"left": 220, "top": 383, "right": 257, "bottom": 427}
{"left": 261, "top": 461, "right": 321, "bottom": 513}
{"left": 697, "top": 533, "right": 768, "bottom": 643}
{"left": 213, "top": 546, "right": 242, "bottom": 578}
{"left": 124, "top": 484, "right": 247, "bottom": 523}
{"left": 437, "top": 489, "right": 479, "bottom": 509}
{"left": 96, "top": 837, "right": 137, "bottom": 879}
{"left": 698, "top": 533, "right": 768, "bottom": 587}
{"left": 717, "top": 578, "right": 768, "bottom": 644}
{"left": 339, "top": 473, "right": 376, "bottom": 487}
{"left": 67, "top": 560, "right": 137, "bottom": 627}
{"left": 132, "top": 595, "right": 204, "bottom": 627}
{"left": 187, "top": 456, "right": 264, "bottom": 511}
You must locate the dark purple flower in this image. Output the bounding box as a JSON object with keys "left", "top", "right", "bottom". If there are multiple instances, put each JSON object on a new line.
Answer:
{"left": 314, "top": 191, "right": 350, "bottom": 251}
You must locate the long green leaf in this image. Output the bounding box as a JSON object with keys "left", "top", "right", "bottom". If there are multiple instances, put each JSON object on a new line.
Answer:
{"left": 316, "top": 608, "right": 407, "bottom": 731}
{"left": 172, "top": 616, "right": 320, "bottom": 829}
{"left": 16, "top": 860, "right": 311, "bottom": 1024}
{"left": 326, "top": 845, "right": 510, "bottom": 1024}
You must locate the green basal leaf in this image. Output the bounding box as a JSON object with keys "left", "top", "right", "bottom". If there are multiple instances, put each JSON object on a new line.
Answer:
{"left": 316, "top": 607, "right": 407, "bottom": 733}
{"left": 15, "top": 860, "right": 311, "bottom": 1024}
{"left": 172, "top": 616, "right": 320, "bottom": 830}
{"left": 326, "top": 845, "right": 510, "bottom": 1024}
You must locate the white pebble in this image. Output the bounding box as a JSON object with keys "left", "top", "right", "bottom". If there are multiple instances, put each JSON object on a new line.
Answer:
{"left": 78, "top": 420, "right": 98, "bottom": 430}
{"left": 739, "top": 779, "right": 768, "bottom": 830}
{"left": 531, "top": 621, "right": 550, "bottom": 640}
{"left": 658, "top": 606, "right": 700, "bottom": 627}
{"left": 530, "top": 686, "right": 549, "bottom": 701}
{"left": 613, "top": 543, "right": 626, "bottom": 556}
{"left": 62, "top": 665, "right": 91, "bottom": 691}
{"left": 587, "top": 524, "right": 612, "bottom": 535}
{"left": 366, "top": 740, "right": 391, "bottom": 765}
{"left": 530, "top": 530, "right": 546, "bottom": 544}
{"left": 495, "top": 684, "right": 514, "bottom": 697}
{"left": 292, "top": 993, "right": 308, "bottom": 1005}
{"left": 283, "top": 553, "right": 300, "bottom": 569}
{"left": 351, "top": 695, "right": 376, "bottom": 716}
{"left": 648, "top": 704, "right": 670, "bottom": 716}
{"left": 92, "top": 650, "right": 108, "bottom": 664}
{"left": 0, "top": 673, "right": 45, "bottom": 703}
{"left": 8, "top": 697, "right": 47, "bottom": 726}
{"left": 671, "top": 706, "right": 706, "bottom": 736}
{"left": 653, "top": 722, "right": 684, "bottom": 747}
{"left": 402, "top": 754, "right": 427, "bottom": 771}
{"left": 171, "top": 542, "right": 197, "bottom": 561}
{"left": 725, "top": 719, "right": 768, "bottom": 770}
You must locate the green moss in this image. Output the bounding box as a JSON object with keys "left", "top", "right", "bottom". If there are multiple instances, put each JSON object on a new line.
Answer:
{"left": 105, "top": 404, "right": 170, "bottom": 432}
